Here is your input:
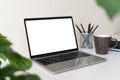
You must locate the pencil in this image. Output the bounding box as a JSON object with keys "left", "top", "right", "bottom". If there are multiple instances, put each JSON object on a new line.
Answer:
{"left": 89, "top": 24, "right": 94, "bottom": 33}
{"left": 88, "top": 23, "right": 91, "bottom": 33}
{"left": 92, "top": 25, "right": 99, "bottom": 33}
{"left": 80, "top": 23, "right": 86, "bottom": 33}
{"left": 75, "top": 24, "right": 82, "bottom": 33}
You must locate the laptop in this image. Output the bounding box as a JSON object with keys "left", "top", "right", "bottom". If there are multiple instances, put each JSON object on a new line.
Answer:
{"left": 24, "top": 16, "right": 106, "bottom": 74}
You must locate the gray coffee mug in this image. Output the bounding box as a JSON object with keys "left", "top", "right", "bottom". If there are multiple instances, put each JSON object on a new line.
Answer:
{"left": 94, "top": 34, "right": 118, "bottom": 54}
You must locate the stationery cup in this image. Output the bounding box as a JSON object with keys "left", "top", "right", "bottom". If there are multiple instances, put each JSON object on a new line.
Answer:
{"left": 94, "top": 34, "right": 118, "bottom": 54}
{"left": 80, "top": 33, "right": 93, "bottom": 49}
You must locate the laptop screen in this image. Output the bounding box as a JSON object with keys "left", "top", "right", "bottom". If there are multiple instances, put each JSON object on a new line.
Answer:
{"left": 24, "top": 16, "right": 78, "bottom": 57}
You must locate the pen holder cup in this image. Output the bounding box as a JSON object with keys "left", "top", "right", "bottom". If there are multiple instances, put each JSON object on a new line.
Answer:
{"left": 80, "top": 33, "right": 93, "bottom": 49}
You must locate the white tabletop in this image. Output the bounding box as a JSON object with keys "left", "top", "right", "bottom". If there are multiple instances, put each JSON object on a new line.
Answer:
{"left": 28, "top": 49, "right": 120, "bottom": 80}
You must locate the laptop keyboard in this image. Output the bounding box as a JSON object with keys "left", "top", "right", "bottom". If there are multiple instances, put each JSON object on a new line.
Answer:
{"left": 36, "top": 51, "right": 90, "bottom": 65}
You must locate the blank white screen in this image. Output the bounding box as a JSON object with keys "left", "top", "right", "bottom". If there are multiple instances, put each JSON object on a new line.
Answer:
{"left": 25, "top": 18, "right": 77, "bottom": 56}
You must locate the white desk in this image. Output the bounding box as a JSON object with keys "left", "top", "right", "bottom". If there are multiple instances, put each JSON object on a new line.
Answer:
{"left": 28, "top": 49, "right": 120, "bottom": 80}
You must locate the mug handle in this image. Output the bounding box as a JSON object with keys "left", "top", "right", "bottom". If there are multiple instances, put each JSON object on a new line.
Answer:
{"left": 110, "top": 38, "right": 118, "bottom": 48}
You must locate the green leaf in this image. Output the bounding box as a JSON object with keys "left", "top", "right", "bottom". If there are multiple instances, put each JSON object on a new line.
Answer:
{"left": 12, "top": 74, "right": 41, "bottom": 80}
{"left": 0, "top": 34, "right": 12, "bottom": 47}
{"left": 6, "top": 51, "right": 32, "bottom": 70}
{"left": 0, "top": 52, "right": 6, "bottom": 61}
{"left": 0, "top": 46, "right": 32, "bottom": 70}
{"left": 0, "top": 60, "right": 1, "bottom": 65}
{"left": 96, "top": 0, "right": 120, "bottom": 19}
{"left": 0, "top": 33, "right": 40, "bottom": 80}
{"left": 0, "top": 65, "right": 19, "bottom": 80}
{"left": 0, "top": 65, "right": 41, "bottom": 80}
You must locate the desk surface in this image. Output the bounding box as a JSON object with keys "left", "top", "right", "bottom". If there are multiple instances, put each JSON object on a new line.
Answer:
{"left": 28, "top": 49, "right": 120, "bottom": 80}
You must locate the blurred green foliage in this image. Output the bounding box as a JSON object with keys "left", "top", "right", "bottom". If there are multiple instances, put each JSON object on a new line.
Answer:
{"left": 0, "top": 34, "right": 41, "bottom": 80}
{"left": 96, "top": 0, "right": 120, "bottom": 20}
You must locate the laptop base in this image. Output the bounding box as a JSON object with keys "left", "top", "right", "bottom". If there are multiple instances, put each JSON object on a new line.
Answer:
{"left": 34, "top": 51, "right": 106, "bottom": 74}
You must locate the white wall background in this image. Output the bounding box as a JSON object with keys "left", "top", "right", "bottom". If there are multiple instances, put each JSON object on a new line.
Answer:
{"left": 0, "top": 0, "right": 120, "bottom": 55}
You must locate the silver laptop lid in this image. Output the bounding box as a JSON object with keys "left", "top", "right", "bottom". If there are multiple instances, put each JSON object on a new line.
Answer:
{"left": 24, "top": 16, "right": 78, "bottom": 58}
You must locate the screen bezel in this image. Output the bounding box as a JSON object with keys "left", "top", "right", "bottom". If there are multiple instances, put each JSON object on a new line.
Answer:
{"left": 24, "top": 16, "right": 78, "bottom": 58}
